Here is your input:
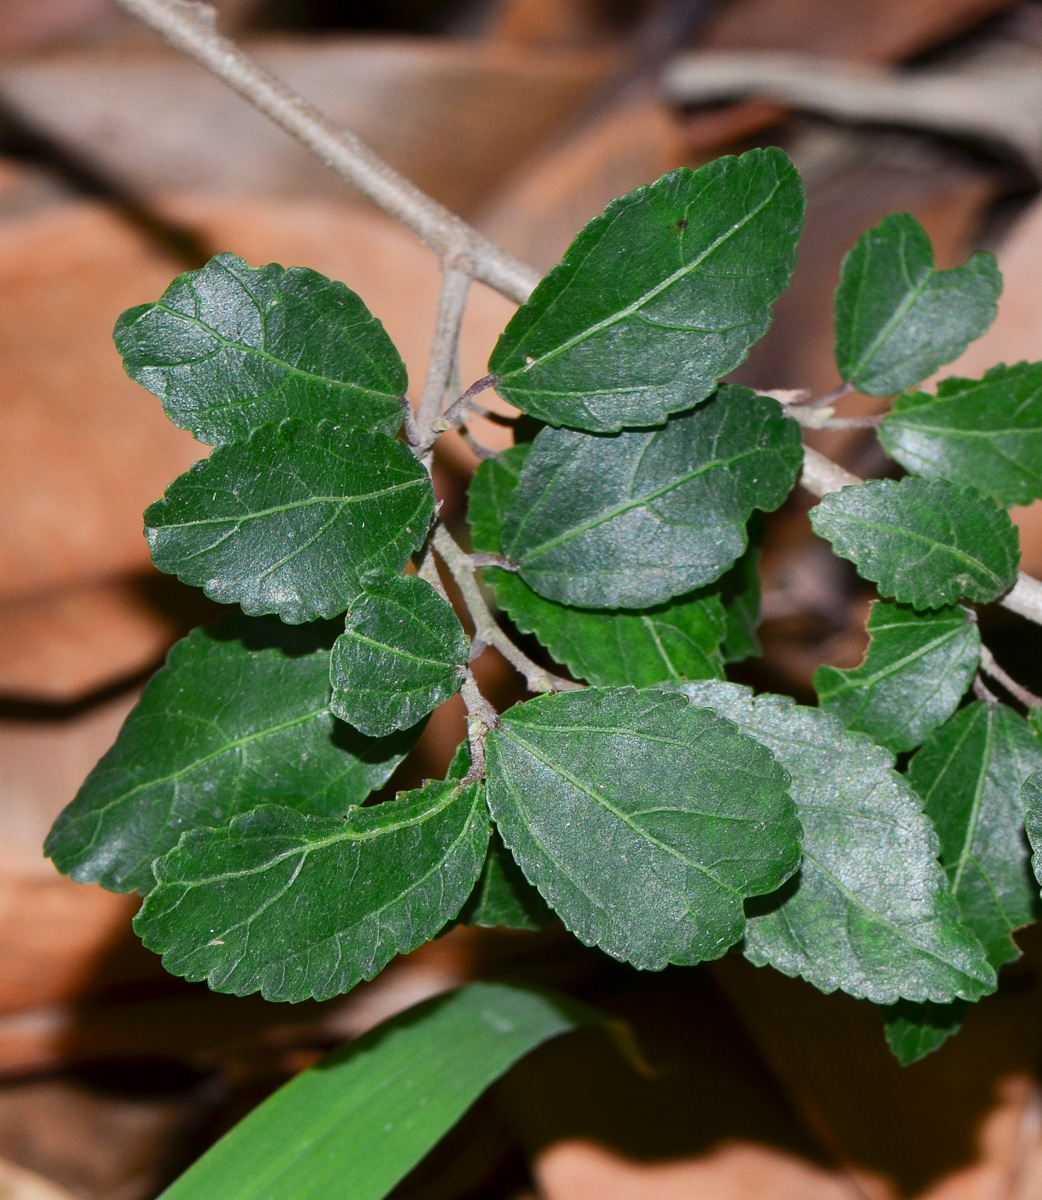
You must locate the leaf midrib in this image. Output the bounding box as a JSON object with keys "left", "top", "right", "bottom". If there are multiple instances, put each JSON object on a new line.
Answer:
{"left": 497, "top": 175, "right": 784, "bottom": 384}
{"left": 514, "top": 443, "right": 772, "bottom": 563}
{"left": 498, "top": 725, "right": 750, "bottom": 897}
{"left": 152, "top": 477, "right": 427, "bottom": 532}
{"left": 151, "top": 300, "right": 401, "bottom": 402}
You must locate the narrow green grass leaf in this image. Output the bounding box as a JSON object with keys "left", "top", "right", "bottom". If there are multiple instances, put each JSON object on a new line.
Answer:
{"left": 116, "top": 253, "right": 406, "bottom": 444}
{"left": 485, "top": 687, "right": 801, "bottom": 970}
{"left": 879, "top": 363, "right": 1042, "bottom": 506}
{"left": 502, "top": 387, "right": 802, "bottom": 608}
{"left": 45, "top": 617, "right": 418, "bottom": 895}
{"left": 834, "top": 213, "right": 1000, "bottom": 395}
{"left": 909, "top": 702, "right": 1042, "bottom": 968}
{"left": 814, "top": 601, "right": 980, "bottom": 753}
{"left": 673, "top": 682, "right": 995, "bottom": 1004}
{"left": 136, "top": 780, "right": 489, "bottom": 1001}
{"left": 145, "top": 421, "right": 433, "bottom": 623}
{"left": 330, "top": 574, "right": 469, "bottom": 736}
{"left": 882, "top": 1000, "right": 968, "bottom": 1066}
{"left": 810, "top": 478, "right": 1019, "bottom": 608}
{"left": 488, "top": 148, "right": 804, "bottom": 432}
{"left": 467, "top": 445, "right": 728, "bottom": 685}
{"left": 157, "top": 983, "right": 592, "bottom": 1200}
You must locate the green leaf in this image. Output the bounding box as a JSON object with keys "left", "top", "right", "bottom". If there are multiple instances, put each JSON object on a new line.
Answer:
{"left": 718, "top": 524, "right": 762, "bottom": 663}
{"left": 467, "top": 446, "right": 726, "bottom": 686}
{"left": 156, "top": 983, "right": 592, "bottom": 1200}
{"left": 673, "top": 682, "right": 995, "bottom": 1004}
{"left": 115, "top": 253, "right": 406, "bottom": 445}
{"left": 809, "top": 478, "right": 1019, "bottom": 609}
{"left": 444, "top": 742, "right": 555, "bottom": 932}
{"left": 909, "top": 701, "right": 1042, "bottom": 968}
{"left": 882, "top": 1000, "right": 968, "bottom": 1066}
{"left": 485, "top": 686, "right": 801, "bottom": 970}
{"left": 487, "top": 149, "right": 804, "bottom": 432}
{"left": 330, "top": 574, "right": 469, "bottom": 737}
{"left": 814, "top": 601, "right": 980, "bottom": 754}
{"left": 1023, "top": 767, "right": 1042, "bottom": 902}
{"left": 879, "top": 363, "right": 1042, "bottom": 506}
{"left": 834, "top": 213, "right": 1001, "bottom": 395}
{"left": 44, "top": 617, "right": 418, "bottom": 895}
{"left": 459, "top": 831, "right": 557, "bottom": 931}
{"left": 502, "top": 387, "right": 802, "bottom": 608}
{"left": 136, "top": 779, "right": 489, "bottom": 1001}
{"left": 145, "top": 420, "right": 434, "bottom": 624}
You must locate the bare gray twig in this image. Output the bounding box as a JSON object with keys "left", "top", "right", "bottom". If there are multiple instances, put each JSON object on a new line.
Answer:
{"left": 979, "top": 645, "right": 1042, "bottom": 709}
{"left": 415, "top": 258, "right": 474, "bottom": 453}
{"left": 112, "top": 0, "right": 541, "bottom": 302}
{"left": 432, "top": 525, "right": 582, "bottom": 694}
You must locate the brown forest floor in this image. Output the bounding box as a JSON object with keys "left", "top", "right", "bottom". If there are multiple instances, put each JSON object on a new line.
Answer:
{"left": 6, "top": 1, "right": 1042, "bottom": 1197}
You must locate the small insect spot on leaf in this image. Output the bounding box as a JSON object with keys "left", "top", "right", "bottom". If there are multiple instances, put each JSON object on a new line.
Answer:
{"left": 677, "top": 219, "right": 688, "bottom": 230}
{"left": 209, "top": 938, "right": 225, "bottom": 946}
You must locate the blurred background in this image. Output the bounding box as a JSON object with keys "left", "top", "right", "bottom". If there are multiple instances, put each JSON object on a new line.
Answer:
{"left": 5, "top": 1, "right": 1042, "bottom": 1197}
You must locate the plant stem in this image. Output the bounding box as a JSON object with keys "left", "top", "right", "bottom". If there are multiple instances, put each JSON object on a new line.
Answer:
{"left": 112, "top": 0, "right": 540, "bottom": 303}
{"left": 438, "top": 375, "right": 500, "bottom": 433}
{"left": 432, "top": 525, "right": 582, "bottom": 694}
{"left": 800, "top": 447, "right": 1042, "bottom": 627}
{"left": 115, "top": 0, "right": 1042, "bottom": 638}
{"left": 415, "top": 258, "right": 474, "bottom": 452}
{"left": 979, "top": 645, "right": 1042, "bottom": 709}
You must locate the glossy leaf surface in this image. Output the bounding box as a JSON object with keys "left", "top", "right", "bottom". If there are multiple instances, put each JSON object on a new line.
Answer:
{"left": 136, "top": 780, "right": 489, "bottom": 1001}
{"left": 810, "top": 478, "right": 1019, "bottom": 608}
{"left": 116, "top": 253, "right": 406, "bottom": 444}
{"left": 879, "top": 363, "right": 1042, "bottom": 506}
{"left": 45, "top": 618, "right": 417, "bottom": 895}
{"left": 468, "top": 446, "right": 726, "bottom": 685}
{"left": 485, "top": 687, "right": 800, "bottom": 970}
{"left": 489, "top": 149, "right": 804, "bottom": 431}
{"left": 909, "top": 702, "right": 1042, "bottom": 968}
{"left": 883, "top": 1000, "right": 968, "bottom": 1066}
{"left": 834, "top": 213, "right": 1000, "bottom": 395}
{"left": 145, "top": 421, "right": 433, "bottom": 623}
{"left": 330, "top": 574, "right": 469, "bottom": 736}
{"left": 814, "top": 601, "right": 980, "bottom": 754}
{"left": 676, "top": 682, "right": 994, "bottom": 1003}
{"left": 157, "top": 983, "right": 590, "bottom": 1200}
{"left": 502, "top": 388, "right": 802, "bottom": 608}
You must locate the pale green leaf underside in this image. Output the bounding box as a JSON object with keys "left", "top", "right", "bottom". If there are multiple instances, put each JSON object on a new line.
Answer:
{"left": 909, "top": 701, "right": 1042, "bottom": 968}
{"left": 330, "top": 574, "right": 469, "bottom": 737}
{"left": 883, "top": 1000, "right": 968, "bottom": 1066}
{"left": 467, "top": 445, "right": 727, "bottom": 686}
{"left": 156, "top": 983, "right": 590, "bottom": 1200}
{"left": 136, "top": 780, "right": 489, "bottom": 1002}
{"left": 489, "top": 147, "right": 804, "bottom": 432}
{"left": 673, "top": 681, "right": 994, "bottom": 1004}
{"left": 44, "top": 617, "right": 418, "bottom": 895}
{"left": 814, "top": 600, "right": 980, "bottom": 754}
{"left": 879, "top": 362, "right": 1042, "bottom": 506}
{"left": 485, "top": 686, "right": 801, "bottom": 971}
{"left": 116, "top": 253, "right": 406, "bottom": 445}
{"left": 834, "top": 212, "right": 1000, "bottom": 396}
{"left": 810, "top": 477, "right": 1019, "bottom": 609}
{"left": 1023, "top": 766, "right": 1042, "bottom": 903}
{"left": 502, "top": 387, "right": 802, "bottom": 608}
{"left": 145, "top": 420, "right": 433, "bottom": 624}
